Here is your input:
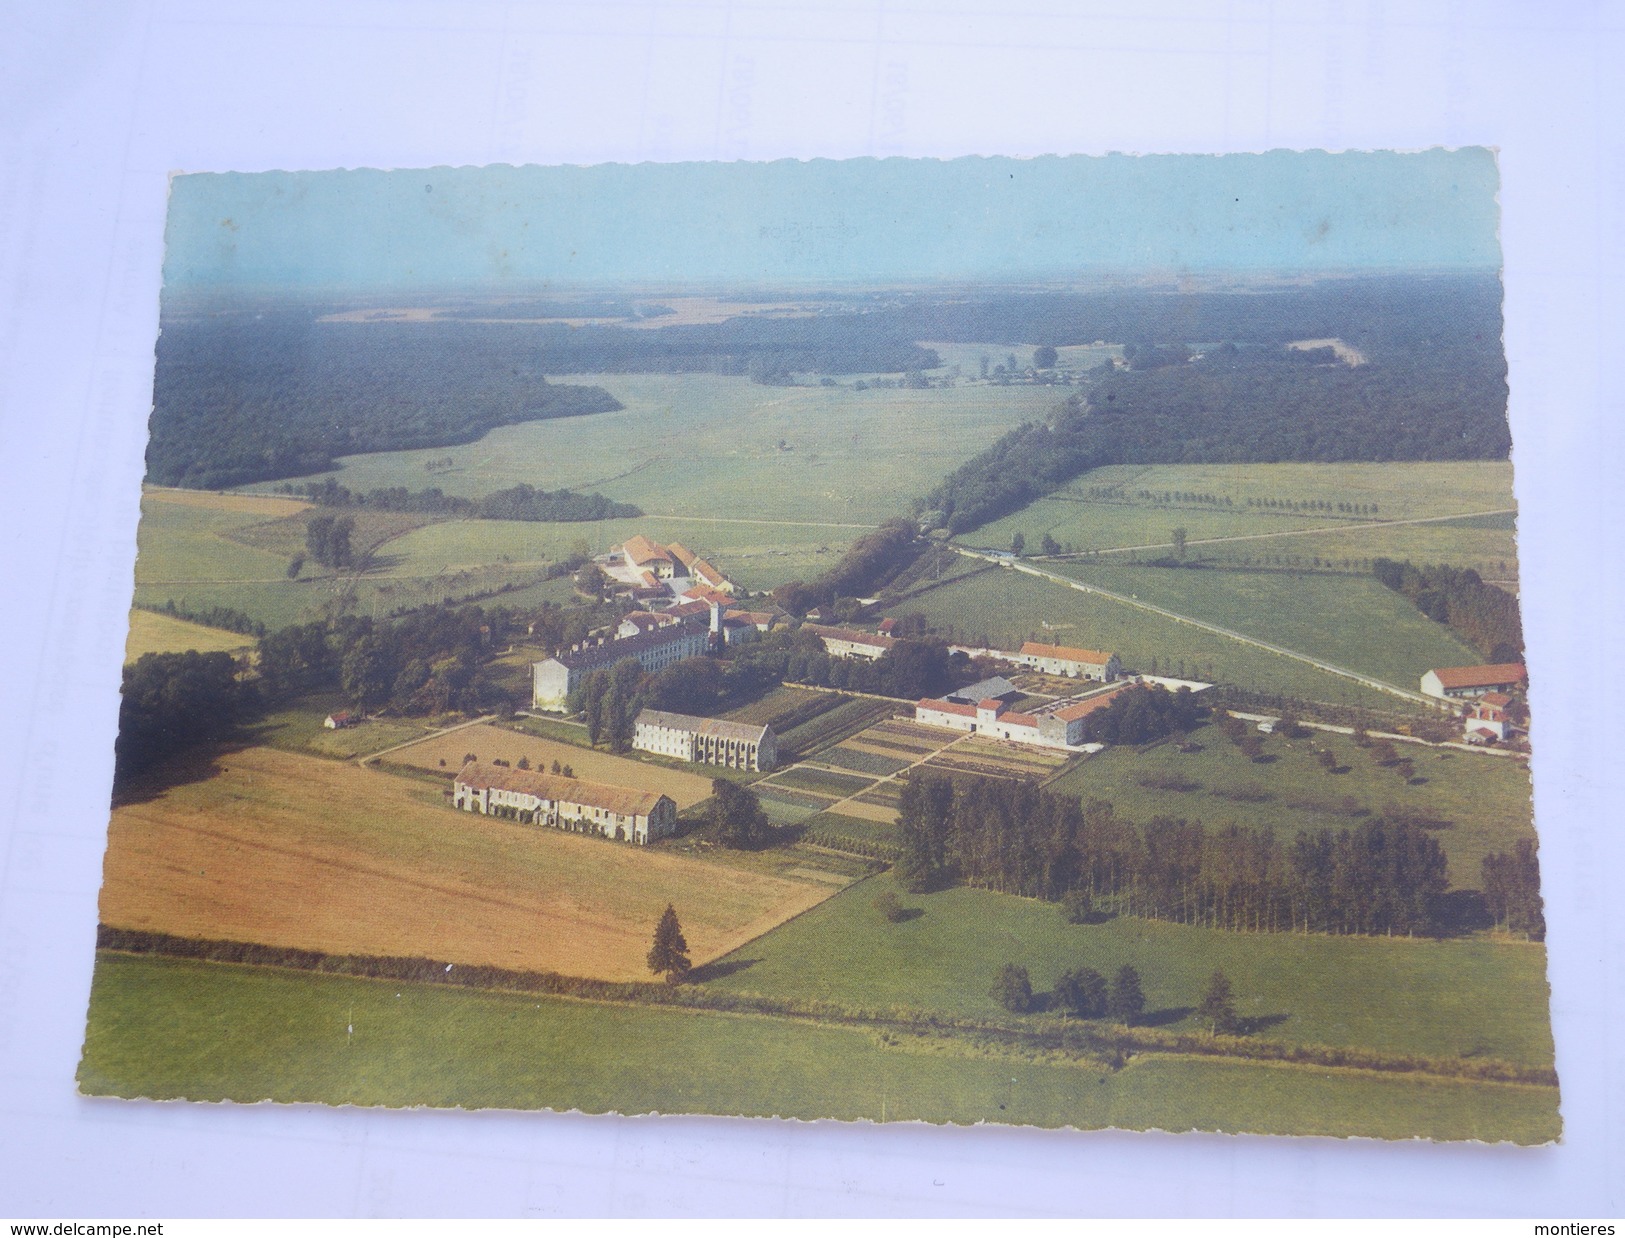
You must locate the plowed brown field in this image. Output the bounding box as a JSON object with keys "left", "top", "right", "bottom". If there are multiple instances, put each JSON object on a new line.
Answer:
{"left": 100, "top": 747, "right": 831, "bottom": 980}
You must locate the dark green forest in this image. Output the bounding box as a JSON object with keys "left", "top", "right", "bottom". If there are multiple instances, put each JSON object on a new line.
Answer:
{"left": 923, "top": 337, "right": 1509, "bottom": 534}
{"left": 146, "top": 315, "right": 624, "bottom": 489}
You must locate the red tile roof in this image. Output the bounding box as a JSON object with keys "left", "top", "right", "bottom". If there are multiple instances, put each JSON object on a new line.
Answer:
{"left": 1052, "top": 688, "right": 1126, "bottom": 722}
{"left": 1019, "top": 640, "right": 1115, "bottom": 665}
{"left": 1428, "top": 663, "right": 1527, "bottom": 690}
{"left": 805, "top": 623, "right": 896, "bottom": 650}
{"left": 918, "top": 699, "right": 978, "bottom": 718}
{"left": 690, "top": 557, "right": 727, "bottom": 587}
{"left": 621, "top": 534, "right": 667, "bottom": 567}
{"left": 977, "top": 698, "right": 1006, "bottom": 711}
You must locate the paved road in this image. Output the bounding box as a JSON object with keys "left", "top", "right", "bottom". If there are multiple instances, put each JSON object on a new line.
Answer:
{"left": 953, "top": 547, "right": 1439, "bottom": 708}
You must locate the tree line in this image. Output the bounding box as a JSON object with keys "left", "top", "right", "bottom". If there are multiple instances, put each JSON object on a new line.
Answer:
{"left": 921, "top": 334, "right": 1508, "bottom": 536}
{"left": 135, "top": 599, "right": 265, "bottom": 638}
{"left": 286, "top": 478, "right": 641, "bottom": 523}
{"left": 1371, "top": 558, "right": 1524, "bottom": 662}
{"left": 146, "top": 314, "right": 624, "bottom": 489}
{"left": 772, "top": 519, "right": 928, "bottom": 617}
{"left": 895, "top": 773, "right": 1457, "bottom": 937}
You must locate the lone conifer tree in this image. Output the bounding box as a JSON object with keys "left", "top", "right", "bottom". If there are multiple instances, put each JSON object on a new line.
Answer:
{"left": 1108, "top": 964, "right": 1145, "bottom": 1025}
{"left": 1197, "top": 969, "right": 1239, "bottom": 1035}
{"left": 646, "top": 904, "right": 692, "bottom": 983}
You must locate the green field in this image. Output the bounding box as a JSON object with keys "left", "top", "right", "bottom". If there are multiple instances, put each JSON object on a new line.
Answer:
{"left": 79, "top": 953, "right": 1557, "bottom": 1141}
{"left": 374, "top": 514, "right": 853, "bottom": 595}
{"left": 898, "top": 567, "right": 1406, "bottom": 710}
{"left": 1044, "top": 562, "right": 1480, "bottom": 689}
{"left": 255, "top": 693, "right": 435, "bottom": 760}
{"left": 272, "top": 372, "right": 1065, "bottom": 527}
{"left": 970, "top": 461, "right": 1517, "bottom": 557}
{"left": 135, "top": 493, "right": 295, "bottom": 586}
{"left": 707, "top": 875, "right": 1554, "bottom": 1068}
{"left": 124, "top": 610, "right": 256, "bottom": 663}
{"left": 1045, "top": 726, "right": 1535, "bottom": 888}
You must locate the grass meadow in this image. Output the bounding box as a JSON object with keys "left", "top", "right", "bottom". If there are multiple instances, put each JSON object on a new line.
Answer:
{"left": 1044, "top": 725, "right": 1535, "bottom": 889}
{"left": 970, "top": 461, "right": 1517, "bottom": 557}
{"left": 706, "top": 873, "right": 1555, "bottom": 1068}
{"left": 124, "top": 610, "right": 256, "bottom": 663}
{"left": 270, "top": 372, "right": 1065, "bottom": 527}
{"left": 79, "top": 952, "right": 1558, "bottom": 1142}
{"left": 1044, "top": 561, "right": 1480, "bottom": 689}
{"left": 896, "top": 567, "right": 1405, "bottom": 710}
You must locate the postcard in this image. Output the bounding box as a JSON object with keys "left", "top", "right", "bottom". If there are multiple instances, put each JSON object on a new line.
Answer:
{"left": 79, "top": 152, "right": 1554, "bottom": 1142}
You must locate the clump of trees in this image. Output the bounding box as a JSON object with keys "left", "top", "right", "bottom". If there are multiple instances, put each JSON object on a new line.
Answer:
{"left": 990, "top": 963, "right": 1034, "bottom": 1013}
{"left": 1372, "top": 558, "right": 1524, "bottom": 661}
{"left": 304, "top": 514, "right": 354, "bottom": 569}
{"left": 785, "top": 632, "right": 955, "bottom": 701}
{"left": 1078, "top": 684, "right": 1200, "bottom": 745}
{"left": 773, "top": 520, "right": 927, "bottom": 617}
{"left": 287, "top": 478, "right": 641, "bottom": 523}
{"left": 115, "top": 651, "right": 259, "bottom": 785}
{"left": 1482, "top": 840, "right": 1545, "bottom": 939}
{"left": 896, "top": 773, "right": 1452, "bottom": 937}
{"left": 708, "top": 780, "right": 773, "bottom": 849}
{"left": 257, "top": 604, "right": 519, "bottom": 715}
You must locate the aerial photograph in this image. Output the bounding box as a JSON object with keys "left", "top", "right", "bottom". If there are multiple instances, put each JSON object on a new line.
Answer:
{"left": 78, "top": 151, "right": 1553, "bottom": 1142}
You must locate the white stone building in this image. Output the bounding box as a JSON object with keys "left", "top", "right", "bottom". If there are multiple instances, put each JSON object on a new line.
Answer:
{"left": 802, "top": 623, "right": 896, "bottom": 661}
{"left": 452, "top": 761, "right": 678, "bottom": 844}
{"left": 1420, "top": 663, "right": 1527, "bottom": 700}
{"left": 1010, "top": 641, "right": 1121, "bottom": 681}
{"left": 633, "top": 709, "right": 778, "bottom": 771}
{"left": 532, "top": 622, "right": 710, "bottom": 710}
{"left": 914, "top": 687, "right": 1125, "bottom": 750}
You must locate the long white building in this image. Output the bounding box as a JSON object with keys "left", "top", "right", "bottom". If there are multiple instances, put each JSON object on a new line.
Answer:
{"left": 633, "top": 709, "right": 778, "bottom": 771}
{"left": 452, "top": 761, "right": 678, "bottom": 844}
{"left": 802, "top": 623, "right": 896, "bottom": 661}
{"left": 1010, "top": 641, "right": 1121, "bottom": 681}
{"left": 915, "top": 687, "right": 1125, "bottom": 751}
{"left": 532, "top": 621, "right": 710, "bottom": 710}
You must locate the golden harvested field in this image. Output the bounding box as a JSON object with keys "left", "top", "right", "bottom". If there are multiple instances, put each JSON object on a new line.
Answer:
{"left": 100, "top": 747, "right": 831, "bottom": 980}
{"left": 385, "top": 722, "right": 716, "bottom": 808}
{"left": 827, "top": 798, "right": 898, "bottom": 824}
{"left": 124, "top": 610, "right": 255, "bottom": 663}
{"left": 143, "top": 487, "right": 309, "bottom": 517}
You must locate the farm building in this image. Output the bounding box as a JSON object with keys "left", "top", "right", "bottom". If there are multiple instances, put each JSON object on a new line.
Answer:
{"left": 324, "top": 711, "right": 358, "bottom": 729}
{"left": 633, "top": 709, "right": 778, "bottom": 771}
{"left": 452, "top": 761, "right": 678, "bottom": 844}
{"left": 1010, "top": 641, "right": 1122, "bottom": 681}
{"left": 803, "top": 623, "right": 896, "bottom": 661}
{"left": 608, "top": 534, "right": 733, "bottom": 595}
{"left": 1464, "top": 694, "right": 1514, "bottom": 743}
{"left": 915, "top": 686, "right": 1125, "bottom": 750}
{"left": 1420, "top": 663, "right": 1527, "bottom": 700}
{"left": 532, "top": 621, "right": 711, "bottom": 710}
{"left": 616, "top": 610, "right": 682, "bottom": 639}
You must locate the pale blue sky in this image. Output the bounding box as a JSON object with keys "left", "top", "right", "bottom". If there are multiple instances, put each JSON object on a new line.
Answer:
{"left": 165, "top": 150, "right": 1499, "bottom": 292}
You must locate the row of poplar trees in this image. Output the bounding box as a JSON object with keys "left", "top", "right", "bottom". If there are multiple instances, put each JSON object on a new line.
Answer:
{"left": 895, "top": 774, "right": 1457, "bottom": 937}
